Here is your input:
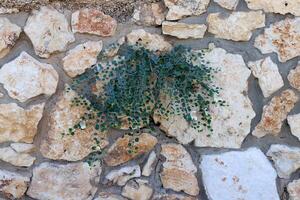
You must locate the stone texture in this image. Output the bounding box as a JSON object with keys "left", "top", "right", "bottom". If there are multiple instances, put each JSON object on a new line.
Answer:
{"left": 154, "top": 46, "right": 255, "bottom": 148}
{"left": 248, "top": 57, "right": 284, "bottom": 97}
{"left": 40, "top": 86, "right": 108, "bottom": 161}
{"left": 132, "top": 2, "right": 165, "bottom": 26}
{"left": 245, "top": 0, "right": 300, "bottom": 16}
{"left": 0, "top": 7, "right": 19, "bottom": 14}
{"left": 0, "top": 103, "right": 45, "bottom": 143}
{"left": 164, "top": 0, "right": 210, "bottom": 20}
{"left": 127, "top": 29, "right": 172, "bottom": 52}
{"left": 10, "top": 143, "right": 35, "bottom": 153}
{"left": 253, "top": 90, "right": 298, "bottom": 138}
{"left": 207, "top": 11, "right": 265, "bottom": 41}
{"left": 95, "top": 192, "right": 126, "bottom": 200}
{"left": 200, "top": 148, "right": 280, "bottom": 200}
{"left": 121, "top": 179, "right": 153, "bottom": 200}
{"left": 0, "top": 18, "right": 21, "bottom": 59}
{"left": 0, "top": 170, "right": 29, "bottom": 199}
{"left": 288, "top": 113, "right": 300, "bottom": 141}
{"left": 24, "top": 6, "right": 75, "bottom": 58}
{"left": 105, "top": 165, "right": 141, "bottom": 186}
{"left": 288, "top": 62, "right": 300, "bottom": 91}
{"left": 162, "top": 21, "right": 207, "bottom": 39}
{"left": 104, "top": 133, "right": 157, "bottom": 166}
{"left": 267, "top": 144, "right": 300, "bottom": 179}
{"left": 63, "top": 40, "right": 103, "bottom": 77}
{"left": 0, "top": 146, "right": 35, "bottom": 167}
{"left": 72, "top": 9, "right": 117, "bottom": 37}
{"left": 213, "top": 0, "right": 239, "bottom": 10}
{"left": 288, "top": 179, "right": 300, "bottom": 200}
{"left": 160, "top": 143, "right": 199, "bottom": 196}
{"left": 27, "top": 162, "right": 101, "bottom": 200}
{"left": 255, "top": 18, "right": 300, "bottom": 62}
{"left": 0, "top": 52, "right": 58, "bottom": 102}
{"left": 142, "top": 151, "right": 157, "bottom": 176}
{"left": 153, "top": 194, "right": 197, "bottom": 200}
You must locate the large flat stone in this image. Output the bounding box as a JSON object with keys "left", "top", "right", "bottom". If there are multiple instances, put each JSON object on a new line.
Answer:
{"left": 288, "top": 62, "right": 300, "bottom": 91}
{"left": 200, "top": 148, "right": 280, "bottom": 200}
{"left": 213, "top": 0, "right": 239, "bottom": 10}
{"left": 27, "top": 162, "right": 101, "bottom": 200}
{"left": 24, "top": 6, "right": 75, "bottom": 58}
{"left": 255, "top": 18, "right": 300, "bottom": 62}
{"left": 162, "top": 21, "right": 207, "bottom": 39}
{"left": 207, "top": 11, "right": 265, "bottom": 41}
{"left": 132, "top": 2, "right": 165, "bottom": 26}
{"left": 288, "top": 113, "right": 300, "bottom": 141}
{"left": 0, "top": 52, "right": 58, "bottom": 102}
{"left": 0, "top": 146, "right": 36, "bottom": 167}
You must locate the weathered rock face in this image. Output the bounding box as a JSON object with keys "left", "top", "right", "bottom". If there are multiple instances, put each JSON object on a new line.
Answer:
{"left": 132, "top": 2, "right": 165, "bottom": 26}
{"left": 153, "top": 194, "right": 197, "bottom": 200}
{"left": 253, "top": 90, "right": 298, "bottom": 138}
{"left": 0, "top": 17, "right": 21, "bottom": 59}
{"left": 63, "top": 41, "right": 103, "bottom": 77}
{"left": 267, "top": 144, "right": 300, "bottom": 179}
{"left": 72, "top": 9, "right": 117, "bottom": 37}
{"left": 213, "top": 0, "right": 239, "bottom": 10}
{"left": 0, "top": 52, "right": 58, "bottom": 102}
{"left": 95, "top": 192, "right": 126, "bottom": 200}
{"left": 245, "top": 0, "right": 300, "bottom": 16}
{"left": 162, "top": 21, "right": 207, "bottom": 39}
{"left": 24, "top": 6, "right": 75, "bottom": 58}
{"left": 40, "top": 87, "right": 108, "bottom": 161}
{"left": 164, "top": 0, "right": 210, "bottom": 20}
{"left": 10, "top": 143, "right": 35, "bottom": 153}
{"left": 0, "top": 103, "right": 44, "bottom": 143}
{"left": 0, "top": 145, "right": 36, "bottom": 167}
{"left": 105, "top": 165, "right": 141, "bottom": 186}
{"left": 27, "top": 162, "right": 101, "bottom": 200}
{"left": 160, "top": 144, "right": 199, "bottom": 196}
{"left": 207, "top": 11, "right": 265, "bottom": 41}
{"left": 200, "top": 148, "right": 280, "bottom": 200}
{"left": 288, "top": 62, "right": 300, "bottom": 91}
{"left": 288, "top": 113, "right": 300, "bottom": 141}
{"left": 126, "top": 29, "right": 172, "bottom": 52}
{"left": 288, "top": 179, "right": 300, "bottom": 200}
{"left": 121, "top": 179, "right": 153, "bottom": 200}
{"left": 142, "top": 151, "right": 157, "bottom": 176}
{"left": 255, "top": 18, "right": 300, "bottom": 62}
{"left": 0, "top": 170, "right": 30, "bottom": 199}
{"left": 104, "top": 133, "right": 157, "bottom": 166}
{"left": 154, "top": 46, "right": 255, "bottom": 148}
{"left": 248, "top": 57, "right": 284, "bottom": 97}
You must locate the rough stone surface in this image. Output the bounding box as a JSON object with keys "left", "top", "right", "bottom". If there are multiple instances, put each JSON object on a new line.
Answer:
{"left": 255, "top": 18, "right": 300, "bottom": 62}
{"left": 142, "top": 151, "right": 157, "bottom": 177}
{"left": 213, "top": 0, "right": 239, "bottom": 10}
{"left": 288, "top": 62, "right": 300, "bottom": 91}
{"left": 0, "top": 17, "right": 21, "bottom": 59}
{"left": 162, "top": 21, "right": 207, "bottom": 39}
{"left": 153, "top": 194, "right": 197, "bottom": 200}
{"left": 200, "top": 148, "right": 280, "bottom": 200}
{"left": 253, "top": 90, "right": 298, "bottom": 138}
{"left": 105, "top": 165, "right": 141, "bottom": 186}
{"left": 72, "top": 9, "right": 117, "bottom": 37}
{"left": 207, "top": 11, "right": 265, "bottom": 41}
{"left": 248, "top": 57, "right": 284, "bottom": 97}
{"left": 164, "top": 0, "right": 210, "bottom": 20}
{"left": 24, "top": 6, "right": 75, "bottom": 58}
{"left": 27, "top": 162, "right": 101, "bottom": 200}
{"left": 0, "top": 169, "right": 30, "bottom": 199}
{"left": 10, "top": 143, "right": 35, "bottom": 153}
{"left": 121, "top": 179, "right": 153, "bottom": 200}
{"left": 267, "top": 144, "right": 300, "bottom": 179}
{"left": 245, "top": 0, "right": 300, "bottom": 16}
{"left": 40, "top": 86, "right": 108, "bottom": 161}
{"left": 127, "top": 29, "right": 172, "bottom": 52}
{"left": 95, "top": 192, "right": 126, "bottom": 200}
{"left": 132, "top": 2, "right": 165, "bottom": 26}
{"left": 104, "top": 133, "right": 157, "bottom": 166}
{"left": 288, "top": 179, "right": 300, "bottom": 200}
{"left": 0, "top": 52, "right": 58, "bottom": 102}
{"left": 0, "top": 146, "right": 35, "bottom": 167}
{"left": 154, "top": 46, "right": 255, "bottom": 148}
{"left": 288, "top": 113, "right": 300, "bottom": 141}
{"left": 0, "top": 103, "right": 45, "bottom": 143}
{"left": 63, "top": 40, "right": 103, "bottom": 77}
{"left": 160, "top": 143, "right": 199, "bottom": 196}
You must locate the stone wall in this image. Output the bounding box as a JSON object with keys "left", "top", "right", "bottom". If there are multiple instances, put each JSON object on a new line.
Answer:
{"left": 0, "top": 0, "right": 299, "bottom": 200}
